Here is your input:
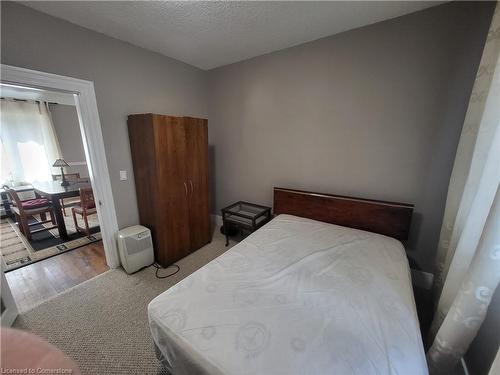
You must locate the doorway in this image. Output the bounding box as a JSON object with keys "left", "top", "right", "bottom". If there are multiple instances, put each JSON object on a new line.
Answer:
{"left": 0, "top": 65, "right": 119, "bottom": 323}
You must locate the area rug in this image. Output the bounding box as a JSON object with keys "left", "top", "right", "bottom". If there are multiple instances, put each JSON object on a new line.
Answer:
{"left": 0, "top": 213, "right": 101, "bottom": 272}
{"left": 13, "top": 230, "right": 233, "bottom": 375}
{"left": 29, "top": 215, "right": 100, "bottom": 251}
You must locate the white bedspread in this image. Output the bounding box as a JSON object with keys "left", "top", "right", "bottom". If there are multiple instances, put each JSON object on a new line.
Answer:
{"left": 148, "top": 214, "right": 428, "bottom": 375}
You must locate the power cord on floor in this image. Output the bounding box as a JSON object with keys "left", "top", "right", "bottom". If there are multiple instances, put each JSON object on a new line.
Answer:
{"left": 152, "top": 262, "right": 180, "bottom": 279}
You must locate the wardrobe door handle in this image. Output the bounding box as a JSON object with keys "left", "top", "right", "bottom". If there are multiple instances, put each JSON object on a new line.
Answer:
{"left": 189, "top": 180, "right": 194, "bottom": 195}
{"left": 183, "top": 182, "right": 188, "bottom": 196}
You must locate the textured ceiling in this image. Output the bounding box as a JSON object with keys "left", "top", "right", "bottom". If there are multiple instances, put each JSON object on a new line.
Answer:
{"left": 21, "top": 1, "right": 445, "bottom": 70}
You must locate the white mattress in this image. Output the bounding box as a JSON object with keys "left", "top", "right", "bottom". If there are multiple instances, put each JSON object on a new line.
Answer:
{"left": 148, "top": 214, "right": 428, "bottom": 375}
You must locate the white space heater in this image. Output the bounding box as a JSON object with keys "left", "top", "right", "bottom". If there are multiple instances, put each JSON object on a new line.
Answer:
{"left": 117, "top": 225, "right": 154, "bottom": 274}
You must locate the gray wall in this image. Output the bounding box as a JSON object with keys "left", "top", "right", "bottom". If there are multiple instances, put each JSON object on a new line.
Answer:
{"left": 50, "top": 104, "right": 89, "bottom": 179}
{"left": 1, "top": 1, "right": 495, "bottom": 272}
{"left": 1, "top": 1, "right": 208, "bottom": 228}
{"left": 207, "top": 1, "right": 494, "bottom": 271}
{"left": 1, "top": 1, "right": 498, "bottom": 368}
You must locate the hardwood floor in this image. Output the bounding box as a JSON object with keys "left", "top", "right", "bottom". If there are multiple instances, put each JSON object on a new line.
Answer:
{"left": 5, "top": 241, "right": 109, "bottom": 312}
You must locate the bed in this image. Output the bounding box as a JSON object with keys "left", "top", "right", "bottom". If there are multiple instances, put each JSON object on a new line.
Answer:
{"left": 148, "top": 188, "right": 428, "bottom": 374}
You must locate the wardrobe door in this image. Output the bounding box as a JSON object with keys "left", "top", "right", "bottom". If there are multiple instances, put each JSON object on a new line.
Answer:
{"left": 184, "top": 117, "right": 211, "bottom": 250}
{"left": 154, "top": 115, "right": 191, "bottom": 265}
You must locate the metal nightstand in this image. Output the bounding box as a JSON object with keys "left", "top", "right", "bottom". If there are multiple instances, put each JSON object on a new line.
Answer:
{"left": 221, "top": 201, "right": 272, "bottom": 246}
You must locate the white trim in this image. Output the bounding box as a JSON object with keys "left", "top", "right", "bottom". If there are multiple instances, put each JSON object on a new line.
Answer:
{"left": 211, "top": 214, "right": 223, "bottom": 228}
{"left": 1, "top": 64, "right": 120, "bottom": 269}
{"left": 461, "top": 358, "right": 470, "bottom": 375}
{"left": 1, "top": 261, "right": 19, "bottom": 326}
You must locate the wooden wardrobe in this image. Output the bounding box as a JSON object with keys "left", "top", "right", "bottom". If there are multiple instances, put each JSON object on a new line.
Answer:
{"left": 128, "top": 114, "right": 211, "bottom": 266}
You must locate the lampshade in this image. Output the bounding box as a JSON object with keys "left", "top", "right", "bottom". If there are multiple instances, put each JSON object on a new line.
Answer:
{"left": 53, "top": 158, "right": 69, "bottom": 167}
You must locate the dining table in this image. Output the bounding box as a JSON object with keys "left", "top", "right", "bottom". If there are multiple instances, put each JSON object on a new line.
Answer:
{"left": 32, "top": 180, "right": 91, "bottom": 239}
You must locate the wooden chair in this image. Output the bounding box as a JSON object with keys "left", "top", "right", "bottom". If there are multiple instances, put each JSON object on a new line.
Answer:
{"left": 52, "top": 173, "right": 81, "bottom": 216}
{"left": 3, "top": 186, "right": 57, "bottom": 241}
{"left": 72, "top": 187, "right": 97, "bottom": 237}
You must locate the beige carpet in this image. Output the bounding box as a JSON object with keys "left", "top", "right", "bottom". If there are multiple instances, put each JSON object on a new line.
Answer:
{"left": 13, "top": 229, "right": 234, "bottom": 375}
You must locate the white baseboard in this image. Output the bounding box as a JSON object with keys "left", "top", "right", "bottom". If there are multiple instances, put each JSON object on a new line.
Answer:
{"left": 211, "top": 214, "right": 223, "bottom": 228}
{"left": 411, "top": 269, "right": 434, "bottom": 290}
{"left": 461, "top": 358, "right": 470, "bottom": 375}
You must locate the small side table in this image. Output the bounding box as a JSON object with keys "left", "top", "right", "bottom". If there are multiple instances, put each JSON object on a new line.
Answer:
{"left": 221, "top": 201, "right": 272, "bottom": 246}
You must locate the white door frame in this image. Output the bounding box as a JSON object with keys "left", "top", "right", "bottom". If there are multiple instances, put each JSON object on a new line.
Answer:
{"left": 1, "top": 261, "right": 18, "bottom": 326}
{"left": 1, "top": 64, "right": 121, "bottom": 269}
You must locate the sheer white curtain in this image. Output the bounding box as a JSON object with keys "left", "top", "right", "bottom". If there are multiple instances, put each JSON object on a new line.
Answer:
{"left": 0, "top": 100, "right": 62, "bottom": 185}
{"left": 427, "top": 4, "right": 500, "bottom": 374}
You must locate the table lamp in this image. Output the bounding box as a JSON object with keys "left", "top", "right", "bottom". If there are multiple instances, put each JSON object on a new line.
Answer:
{"left": 53, "top": 159, "right": 70, "bottom": 186}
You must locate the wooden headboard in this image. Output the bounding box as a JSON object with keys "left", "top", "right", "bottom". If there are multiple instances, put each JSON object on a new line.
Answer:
{"left": 273, "top": 187, "right": 413, "bottom": 241}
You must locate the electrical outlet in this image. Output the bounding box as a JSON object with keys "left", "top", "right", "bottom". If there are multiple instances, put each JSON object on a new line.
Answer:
{"left": 119, "top": 170, "right": 127, "bottom": 181}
